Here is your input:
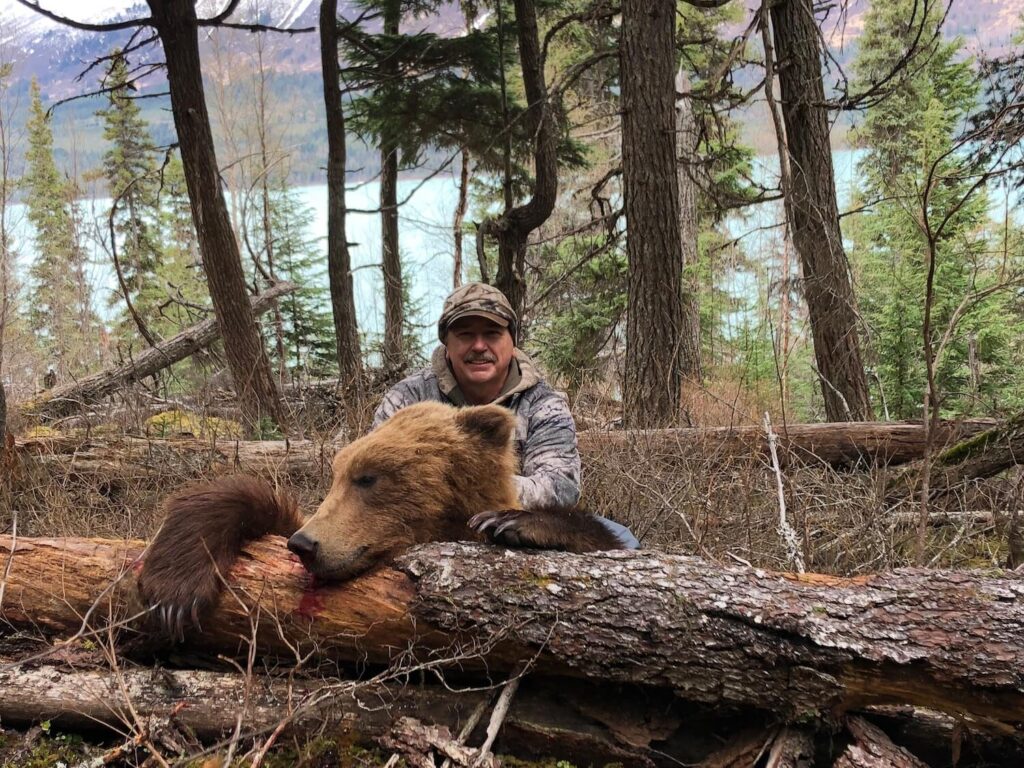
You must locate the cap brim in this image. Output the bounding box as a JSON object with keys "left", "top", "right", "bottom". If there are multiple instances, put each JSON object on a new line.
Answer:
{"left": 444, "top": 310, "right": 510, "bottom": 329}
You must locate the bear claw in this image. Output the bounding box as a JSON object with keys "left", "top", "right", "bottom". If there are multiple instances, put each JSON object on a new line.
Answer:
{"left": 469, "top": 510, "right": 529, "bottom": 546}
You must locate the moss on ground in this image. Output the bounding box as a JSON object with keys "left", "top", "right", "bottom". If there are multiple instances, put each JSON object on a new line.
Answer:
{"left": 145, "top": 409, "right": 245, "bottom": 440}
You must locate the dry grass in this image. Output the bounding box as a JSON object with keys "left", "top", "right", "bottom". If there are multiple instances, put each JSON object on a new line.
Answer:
{"left": 1, "top": 381, "right": 1016, "bottom": 574}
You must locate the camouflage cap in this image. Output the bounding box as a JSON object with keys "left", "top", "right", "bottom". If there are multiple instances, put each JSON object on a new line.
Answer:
{"left": 437, "top": 282, "right": 518, "bottom": 342}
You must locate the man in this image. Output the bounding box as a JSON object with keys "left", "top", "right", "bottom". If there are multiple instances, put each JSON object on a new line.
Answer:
{"left": 374, "top": 282, "right": 578, "bottom": 509}
{"left": 374, "top": 282, "right": 639, "bottom": 548}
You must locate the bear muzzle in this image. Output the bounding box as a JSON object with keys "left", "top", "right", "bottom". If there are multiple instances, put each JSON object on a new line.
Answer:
{"left": 288, "top": 530, "right": 373, "bottom": 580}
{"left": 287, "top": 531, "right": 319, "bottom": 569}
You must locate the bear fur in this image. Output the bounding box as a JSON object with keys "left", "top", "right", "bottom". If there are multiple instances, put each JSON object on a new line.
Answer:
{"left": 138, "top": 402, "right": 625, "bottom": 636}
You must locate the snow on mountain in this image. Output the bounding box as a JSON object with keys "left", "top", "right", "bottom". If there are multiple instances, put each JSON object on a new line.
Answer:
{"left": 0, "top": 0, "right": 326, "bottom": 101}
{"left": 1, "top": 0, "right": 1020, "bottom": 123}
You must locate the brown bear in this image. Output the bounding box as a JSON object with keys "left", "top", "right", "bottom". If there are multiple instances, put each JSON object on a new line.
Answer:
{"left": 138, "top": 402, "right": 625, "bottom": 636}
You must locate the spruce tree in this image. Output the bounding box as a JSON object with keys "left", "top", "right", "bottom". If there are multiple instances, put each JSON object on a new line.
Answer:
{"left": 341, "top": 0, "right": 512, "bottom": 368}
{"left": 256, "top": 185, "right": 336, "bottom": 380}
{"left": 151, "top": 154, "right": 208, "bottom": 338}
{"left": 23, "top": 79, "right": 99, "bottom": 380}
{"left": 96, "top": 50, "right": 163, "bottom": 339}
{"left": 850, "top": 0, "right": 1022, "bottom": 416}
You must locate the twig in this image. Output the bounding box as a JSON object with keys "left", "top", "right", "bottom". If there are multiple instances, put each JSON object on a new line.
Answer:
{"left": 440, "top": 693, "right": 496, "bottom": 768}
{"left": 474, "top": 663, "right": 527, "bottom": 766}
{"left": 763, "top": 412, "right": 804, "bottom": 573}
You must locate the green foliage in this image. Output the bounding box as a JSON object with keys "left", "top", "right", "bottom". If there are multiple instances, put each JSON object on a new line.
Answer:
{"left": 361, "top": 257, "right": 428, "bottom": 368}
{"left": 149, "top": 153, "right": 209, "bottom": 338}
{"left": 531, "top": 236, "right": 626, "bottom": 395}
{"left": 344, "top": 2, "right": 518, "bottom": 169}
{"left": 96, "top": 49, "right": 164, "bottom": 337}
{"left": 255, "top": 185, "right": 337, "bottom": 379}
{"left": 23, "top": 78, "right": 101, "bottom": 379}
{"left": 676, "top": 0, "right": 760, "bottom": 216}
{"left": 525, "top": 0, "right": 759, "bottom": 397}
{"left": 848, "top": 0, "right": 1024, "bottom": 417}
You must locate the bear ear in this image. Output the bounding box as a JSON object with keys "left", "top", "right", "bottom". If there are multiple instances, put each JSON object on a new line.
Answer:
{"left": 454, "top": 405, "right": 514, "bottom": 448}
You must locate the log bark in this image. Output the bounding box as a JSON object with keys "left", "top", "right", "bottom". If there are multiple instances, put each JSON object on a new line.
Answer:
{"left": 16, "top": 282, "right": 297, "bottom": 423}
{"left": 3, "top": 536, "right": 1024, "bottom": 736}
{"left": 10, "top": 419, "right": 996, "bottom": 484}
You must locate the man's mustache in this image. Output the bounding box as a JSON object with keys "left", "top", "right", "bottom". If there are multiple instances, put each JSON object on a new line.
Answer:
{"left": 464, "top": 354, "right": 497, "bottom": 364}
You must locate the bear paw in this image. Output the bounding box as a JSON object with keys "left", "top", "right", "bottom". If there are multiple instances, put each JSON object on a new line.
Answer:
{"left": 468, "top": 509, "right": 536, "bottom": 548}
{"left": 137, "top": 568, "right": 220, "bottom": 642}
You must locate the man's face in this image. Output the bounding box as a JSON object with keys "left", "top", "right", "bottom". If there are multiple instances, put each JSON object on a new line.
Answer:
{"left": 445, "top": 316, "right": 514, "bottom": 392}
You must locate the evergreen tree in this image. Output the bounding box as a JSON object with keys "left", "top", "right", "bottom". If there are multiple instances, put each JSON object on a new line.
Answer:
{"left": 849, "top": 1, "right": 1023, "bottom": 417}
{"left": 259, "top": 186, "right": 336, "bottom": 379}
{"left": 342, "top": 0, "right": 516, "bottom": 369}
{"left": 150, "top": 153, "right": 208, "bottom": 338}
{"left": 23, "top": 78, "right": 100, "bottom": 380}
{"left": 96, "top": 50, "right": 163, "bottom": 338}
{"left": 530, "top": 1, "right": 756, "bottom": 397}
{"left": 0, "top": 58, "right": 17, "bottom": 433}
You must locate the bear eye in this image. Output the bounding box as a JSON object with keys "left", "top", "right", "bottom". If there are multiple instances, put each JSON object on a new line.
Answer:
{"left": 353, "top": 474, "right": 377, "bottom": 489}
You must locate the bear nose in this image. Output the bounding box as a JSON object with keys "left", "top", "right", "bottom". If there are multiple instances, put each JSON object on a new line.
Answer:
{"left": 287, "top": 531, "right": 319, "bottom": 566}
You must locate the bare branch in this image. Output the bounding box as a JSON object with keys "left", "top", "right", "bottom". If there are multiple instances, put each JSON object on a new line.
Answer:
{"left": 13, "top": 0, "right": 150, "bottom": 31}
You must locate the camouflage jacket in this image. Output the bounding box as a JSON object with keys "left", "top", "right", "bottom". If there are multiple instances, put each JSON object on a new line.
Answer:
{"left": 372, "top": 346, "right": 581, "bottom": 509}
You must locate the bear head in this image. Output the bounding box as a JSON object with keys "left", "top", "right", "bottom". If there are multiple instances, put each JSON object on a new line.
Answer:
{"left": 287, "top": 401, "right": 520, "bottom": 580}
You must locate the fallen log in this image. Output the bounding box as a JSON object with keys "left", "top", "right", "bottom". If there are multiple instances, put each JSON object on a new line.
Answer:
{"left": 16, "top": 282, "right": 296, "bottom": 422}
{"left": 0, "top": 664, "right": 675, "bottom": 766}
{"left": 888, "top": 411, "right": 1024, "bottom": 498}
{"left": 580, "top": 418, "right": 995, "bottom": 467}
{"left": 835, "top": 717, "right": 928, "bottom": 768}
{"left": 10, "top": 418, "right": 997, "bottom": 483}
{"left": 2, "top": 536, "right": 1024, "bottom": 737}
{"left": 11, "top": 433, "right": 338, "bottom": 483}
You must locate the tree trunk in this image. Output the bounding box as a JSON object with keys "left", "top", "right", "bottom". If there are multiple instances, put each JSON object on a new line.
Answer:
{"left": 769, "top": 0, "right": 872, "bottom": 422}
{"left": 146, "top": 0, "right": 286, "bottom": 435}
{"left": 320, "top": 0, "right": 363, "bottom": 390}
{"left": 379, "top": 0, "right": 405, "bottom": 374}
{"left": 491, "top": 0, "right": 559, "bottom": 320}
{"left": 621, "top": 0, "right": 685, "bottom": 428}
{"left": 4, "top": 536, "right": 1024, "bottom": 734}
{"left": 16, "top": 282, "right": 296, "bottom": 422}
{"left": 675, "top": 68, "right": 703, "bottom": 385}
{"left": 453, "top": 148, "right": 469, "bottom": 289}
{"left": 0, "top": 379, "right": 6, "bottom": 444}
{"left": 888, "top": 410, "right": 1024, "bottom": 498}
{"left": 11, "top": 419, "right": 996, "bottom": 482}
